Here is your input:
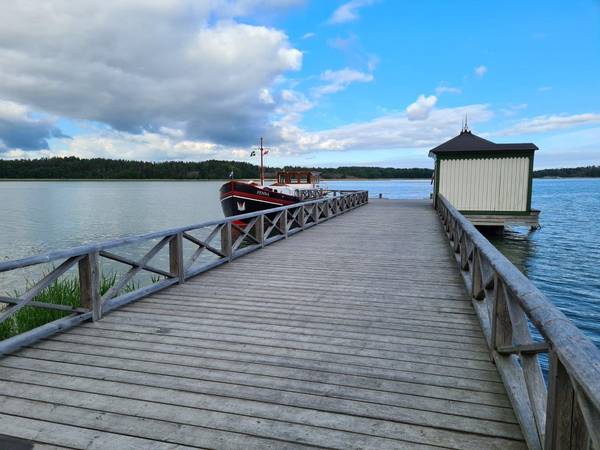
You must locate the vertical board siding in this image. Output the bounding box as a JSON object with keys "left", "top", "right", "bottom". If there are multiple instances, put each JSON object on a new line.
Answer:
{"left": 439, "top": 157, "right": 529, "bottom": 212}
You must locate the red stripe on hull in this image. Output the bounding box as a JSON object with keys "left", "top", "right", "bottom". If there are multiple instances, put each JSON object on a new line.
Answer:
{"left": 220, "top": 190, "right": 297, "bottom": 205}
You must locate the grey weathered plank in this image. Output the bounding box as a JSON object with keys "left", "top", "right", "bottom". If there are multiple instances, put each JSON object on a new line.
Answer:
{"left": 0, "top": 413, "right": 200, "bottom": 450}
{"left": 24, "top": 329, "right": 514, "bottom": 408}
{"left": 0, "top": 199, "right": 529, "bottom": 449}
{"left": 29, "top": 338, "right": 514, "bottom": 424}
{"left": 0, "top": 379, "right": 521, "bottom": 450}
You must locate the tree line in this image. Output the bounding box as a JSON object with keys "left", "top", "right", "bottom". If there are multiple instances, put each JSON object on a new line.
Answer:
{"left": 532, "top": 166, "right": 600, "bottom": 178}
{"left": 0, "top": 157, "right": 598, "bottom": 179}
{"left": 0, "top": 157, "right": 433, "bottom": 179}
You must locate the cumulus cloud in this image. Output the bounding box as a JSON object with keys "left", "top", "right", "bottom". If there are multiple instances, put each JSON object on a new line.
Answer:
{"left": 328, "top": 0, "right": 376, "bottom": 24}
{"left": 474, "top": 65, "right": 488, "bottom": 77}
{"left": 0, "top": 1, "right": 302, "bottom": 150}
{"left": 50, "top": 128, "right": 243, "bottom": 162}
{"left": 276, "top": 102, "right": 493, "bottom": 154}
{"left": 406, "top": 95, "right": 438, "bottom": 121}
{"left": 497, "top": 113, "right": 600, "bottom": 136}
{"left": 0, "top": 101, "right": 67, "bottom": 153}
{"left": 314, "top": 68, "right": 374, "bottom": 97}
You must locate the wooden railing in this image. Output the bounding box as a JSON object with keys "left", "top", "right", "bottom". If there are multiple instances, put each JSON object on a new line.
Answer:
{"left": 436, "top": 194, "right": 600, "bottom": 450}
{"left": 0, "top": 190, "right": 368, "bottom": 355}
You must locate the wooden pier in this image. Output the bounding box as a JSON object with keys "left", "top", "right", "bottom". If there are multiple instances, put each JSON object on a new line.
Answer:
{"left": 0, "top": 193, "right": 599, "bottom": 449}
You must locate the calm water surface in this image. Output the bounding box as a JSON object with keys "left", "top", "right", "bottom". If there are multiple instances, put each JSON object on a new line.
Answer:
{"left": 1, "top": 178, "right": 598, "bottom": 347}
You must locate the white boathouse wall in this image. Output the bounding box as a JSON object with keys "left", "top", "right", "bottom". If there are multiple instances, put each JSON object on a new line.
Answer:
{"left": 438, "top": 157, "right": 530, "bottom": 212}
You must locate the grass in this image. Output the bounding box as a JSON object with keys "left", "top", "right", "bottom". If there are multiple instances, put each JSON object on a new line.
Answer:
{"left": 0, "top": 273, "right": 141, "bottom": 341}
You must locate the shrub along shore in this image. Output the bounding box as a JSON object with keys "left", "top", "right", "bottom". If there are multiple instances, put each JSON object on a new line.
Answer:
{"left": 0, "top": 274, "right": 137, "bottom": 340}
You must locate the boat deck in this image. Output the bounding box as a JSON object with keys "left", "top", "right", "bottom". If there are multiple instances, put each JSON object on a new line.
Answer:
{"left": 0, "top": 200, "right": 526, "bottom": 449}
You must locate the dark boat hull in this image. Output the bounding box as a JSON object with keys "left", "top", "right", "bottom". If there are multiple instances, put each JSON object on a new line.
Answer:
{"left": 220, "top": 181, "right": 298, "bottom": 222}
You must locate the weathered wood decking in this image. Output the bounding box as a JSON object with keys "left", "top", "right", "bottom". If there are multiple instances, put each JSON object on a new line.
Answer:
{"left": 0, "top": 200, "right": 527, "bottom": 449}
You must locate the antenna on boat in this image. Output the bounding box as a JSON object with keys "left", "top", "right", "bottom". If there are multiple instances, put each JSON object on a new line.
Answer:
{"left": 260, "top": 137, "right": 264, "bottom": 186}
{"left": 250, "top": 137, "right": 269, "bottom": 185}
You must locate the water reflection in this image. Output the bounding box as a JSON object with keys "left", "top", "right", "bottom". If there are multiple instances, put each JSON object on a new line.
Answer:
{"left": 486, "top": 227, "right": 537, "bottom": 276}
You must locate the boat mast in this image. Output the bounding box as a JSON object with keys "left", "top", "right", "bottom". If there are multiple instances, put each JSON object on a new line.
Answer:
{"left": 260, "top": 137, "right": 264, "bottom": 186}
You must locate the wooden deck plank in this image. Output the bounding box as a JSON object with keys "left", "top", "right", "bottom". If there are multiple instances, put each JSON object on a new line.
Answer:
{"left": 0, "top": 199, "right": 527, "bottom": 449}
{"left": 0, "top": 381, "right": 525, "bottom": 450}
{"left": 21, "top": 340, "right": 515, "bottom": 424}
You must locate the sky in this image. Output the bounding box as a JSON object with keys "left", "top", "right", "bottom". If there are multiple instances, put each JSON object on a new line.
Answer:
{"left": 0, "top": 0, "right": 599, "bottom": 169}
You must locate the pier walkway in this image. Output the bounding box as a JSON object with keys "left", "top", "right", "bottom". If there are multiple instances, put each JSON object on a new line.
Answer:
{"left": 0, "top": 200, "right": 527, "bottom": 449}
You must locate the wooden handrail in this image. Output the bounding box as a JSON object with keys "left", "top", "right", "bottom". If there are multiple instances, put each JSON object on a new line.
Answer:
{"left": 436, "top": 193, "right": 600, "bottom": 450}
{"left": 0, "top": 190, "right": 368, "bottom": 355}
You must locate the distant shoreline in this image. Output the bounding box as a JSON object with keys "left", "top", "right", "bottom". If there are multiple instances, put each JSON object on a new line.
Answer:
{"left": 1, "top": 157, "right": 598, "bottom": 180}
{"left": 1, "top": 176, "right": 599, "bottom": 182}
{"left": 0, "top": 177, "right": 433, "bottom": 182}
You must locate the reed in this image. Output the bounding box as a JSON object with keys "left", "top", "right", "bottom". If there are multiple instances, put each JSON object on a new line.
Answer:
{"left": 0, "top": 273, "right": 137, "bottom": 340}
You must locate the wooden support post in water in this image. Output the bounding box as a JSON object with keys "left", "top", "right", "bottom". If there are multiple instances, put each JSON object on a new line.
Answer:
{"left": 78, "top": 252, "right": 101, "bottom": 321}
{"left": 169, "top": 232, "right": 185, "bottom": 284}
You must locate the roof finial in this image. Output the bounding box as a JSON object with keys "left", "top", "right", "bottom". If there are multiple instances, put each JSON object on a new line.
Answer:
{"left": 461, "top": 113, "right": 470, "bottom": 133}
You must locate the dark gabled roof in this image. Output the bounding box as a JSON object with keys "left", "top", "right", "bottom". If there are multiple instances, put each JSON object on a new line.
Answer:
{"left": 428, "top": 130, "right": 538, "bottom": 157}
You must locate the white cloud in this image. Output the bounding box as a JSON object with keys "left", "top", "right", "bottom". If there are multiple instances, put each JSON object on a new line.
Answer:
{"left": 275, "top": 102, "right": 493, "bottom": 154}
{"left": 497, "top": 113, "right": 600, "bottom": 136}
{"left": 406, "top": 95, "right": 438, "bottom": 121}
{"left": 50, "top": 128, "right": 244, "bottom": 162}
{"left": 474, "top": 65, "right": 488, "bottom": 77}
{"left": 532, "top": 126, "right": 600, "bottom": 168}
{"left": 259, "top": 89, "right": 275, "bottom": 105}
{"left": 302, "top": 32, "right": 316, "bottom": 40}
{"left": 500, "top": 103, "right": 528, "bottom": 117}
{"left": 0, "top": 1, "right": 302, "bottom": 149}
{"left": 435, "top": 85, "right": 462, "bottom": 95}
{"left": 313, "top": 68, "right": 374, "bottom": 97}
{"left": 328, "top": 0, "right": 375, "bottom": 24}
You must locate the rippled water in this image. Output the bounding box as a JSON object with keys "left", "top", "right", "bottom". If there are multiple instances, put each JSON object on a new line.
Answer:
{"left": 0, "top": 178, "right": 598, "bottom": 347}
{"left": 489, "top": 179, "right": 600, "bottom": 349}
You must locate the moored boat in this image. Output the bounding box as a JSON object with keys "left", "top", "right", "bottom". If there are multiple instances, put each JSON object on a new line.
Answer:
{"left": 220, "top": 138, "right": 326, "bottom": 223}
{"left": 220, "top": 170, "right": 325, "bottom": 220}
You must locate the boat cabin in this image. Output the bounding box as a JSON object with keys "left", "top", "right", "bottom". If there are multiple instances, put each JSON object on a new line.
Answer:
{"left": 275, "top": 171, "right": 321, "bottom": 186}
{"left": 429, "top": 126, "right": 540, "bottom": 228}
{"left": 269, "top": 171, "right": 324, "bottom": 200}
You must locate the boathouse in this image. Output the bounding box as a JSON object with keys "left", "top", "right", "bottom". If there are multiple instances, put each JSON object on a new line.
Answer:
{"left": 430, "top": 125, "right": 540, "bottom": 227}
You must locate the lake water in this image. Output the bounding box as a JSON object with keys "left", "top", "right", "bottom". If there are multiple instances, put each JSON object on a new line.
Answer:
{"left": 1, "top": 178, "right": 598, "bottom": 348}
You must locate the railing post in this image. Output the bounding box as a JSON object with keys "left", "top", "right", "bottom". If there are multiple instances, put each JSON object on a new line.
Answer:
{"left": 299, "top": 205, "right": 305, "bottom": 230}
{"left": 313, "top": 203, "right": 320, "bottom": 224}
{"left": 169, "top": 232, "right": 185, "bottom": 284}
{"left": 78, "top": 251, "right": 101, "bottom": 321}
{"left": 471, "top": 250, "right": 485, "bottom": 300}
{"left": 491, "top": 278, "right": 512, "bottom": 351}
{"left": 280, "top": 209, "right": 288, "bottom": 238}
{"left": 254, "top": 214, "right": 265, "bottom": 248}
{"left": 221, "top": 222, "right": 233, "bottom": 261}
